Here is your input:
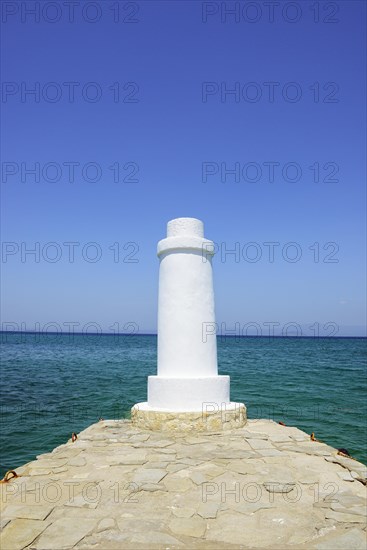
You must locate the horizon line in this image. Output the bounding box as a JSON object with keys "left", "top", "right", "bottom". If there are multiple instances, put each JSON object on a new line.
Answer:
{"left": 1, "top": 331, "right": 366, "bottom": 339}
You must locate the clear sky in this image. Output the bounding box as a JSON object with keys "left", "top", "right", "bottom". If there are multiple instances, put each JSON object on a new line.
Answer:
{"left": 1, "top": 1, "right": 366, "bottom": 337}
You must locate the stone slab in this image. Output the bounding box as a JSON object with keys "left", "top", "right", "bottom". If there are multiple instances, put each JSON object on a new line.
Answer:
{"left": 0, "top": 519, "right": 50, "bottom": 550}
{"left": 33, "top": 517, "right": 96, "bottom": 549}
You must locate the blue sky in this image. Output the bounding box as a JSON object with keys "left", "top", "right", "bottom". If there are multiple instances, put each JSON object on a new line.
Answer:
{"left": 1, "top": 0, "right": 366, "bottom": 336}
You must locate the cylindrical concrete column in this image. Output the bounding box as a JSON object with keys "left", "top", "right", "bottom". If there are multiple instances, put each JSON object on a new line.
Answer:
{"left": 147, "top": 218, "right": 230, "bottom": 411}
{"left": 157, "top": 217, "right": 217, "bottom": 378}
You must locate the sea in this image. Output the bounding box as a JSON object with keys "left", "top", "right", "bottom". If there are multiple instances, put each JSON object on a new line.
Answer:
{"left": 1, "top": 333, "right": 366, "bottom": 476}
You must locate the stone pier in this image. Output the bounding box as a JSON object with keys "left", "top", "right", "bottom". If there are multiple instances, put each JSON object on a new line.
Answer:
{"left": 1, "top": 419, "right": 366, "bottom": 549}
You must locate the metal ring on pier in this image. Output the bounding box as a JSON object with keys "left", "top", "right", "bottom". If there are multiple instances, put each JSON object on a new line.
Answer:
{"left": 0, "top": 470, "right": 18, "bottom": 483}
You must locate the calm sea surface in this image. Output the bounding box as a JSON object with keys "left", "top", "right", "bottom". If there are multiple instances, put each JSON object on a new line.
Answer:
{"left": 1, "top": 333, "right": 366, "bottom": 475}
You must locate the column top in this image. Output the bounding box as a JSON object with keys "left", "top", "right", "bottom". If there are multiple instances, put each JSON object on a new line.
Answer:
{"left": 158, "top": 217, "right": 214, "bottom": 257}
{"left": 167, "top": 218, "right": 204, "bottom": 238}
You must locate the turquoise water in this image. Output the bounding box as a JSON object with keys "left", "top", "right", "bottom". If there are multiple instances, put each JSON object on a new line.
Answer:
{"left": 1, "top": 333, "right": 366, "bottom": 476}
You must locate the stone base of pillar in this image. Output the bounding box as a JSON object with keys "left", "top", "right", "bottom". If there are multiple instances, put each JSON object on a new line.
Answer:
{"left": 130, "top": 402, "right": 247, "bottom": 433}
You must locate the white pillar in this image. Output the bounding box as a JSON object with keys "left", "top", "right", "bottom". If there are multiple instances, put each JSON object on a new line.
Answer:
{"left": 147, "top": 217, "right": 230, "bottom": 411}
{"left": 131, "top": 217, "right": 246, "bottom": 430}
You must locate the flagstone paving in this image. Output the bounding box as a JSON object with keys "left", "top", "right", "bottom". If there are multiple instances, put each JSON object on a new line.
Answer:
{"left": 0, "top": 419, "right": 366, "bottom": 549}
